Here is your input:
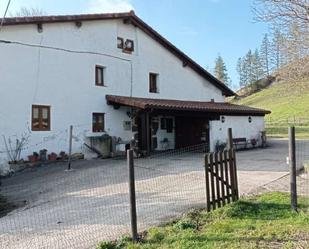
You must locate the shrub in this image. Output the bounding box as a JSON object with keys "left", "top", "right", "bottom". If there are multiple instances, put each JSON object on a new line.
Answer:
{"left": 96, "top": 241, "right": 116, "bottom": 249}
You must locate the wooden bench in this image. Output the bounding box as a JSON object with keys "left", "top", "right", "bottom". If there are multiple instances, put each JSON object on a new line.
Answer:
{"left": 232, "top": 138, "right": 248, "bottom": 150}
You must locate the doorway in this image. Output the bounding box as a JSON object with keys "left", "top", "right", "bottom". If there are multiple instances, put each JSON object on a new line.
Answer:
{"left": 175, "top": 117, "right": 209, "bottom": 149}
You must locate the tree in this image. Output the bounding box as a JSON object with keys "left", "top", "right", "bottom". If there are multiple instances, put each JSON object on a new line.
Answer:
{"left": 244, "top": 50, "right": 255, "bottom": 84}
{"left": 253, "top": 0, "right": 309, "bottom": 71}
{"left": 236, "top": 57, "right": 246, "bottom": 88}
{"left": 270, "top": 29, "right": 286, "bottom": 71}
{"left": 252, "top": 49, "right": 264, "bottom": 81}
{"left": 260, "top": 34, "right": 271, "bottom": 76}
{"left": 10, "top": 7, "right": 46, "bottom": 17}
{"left": 253, "top": 0, "right": 309, "bottom": 29}
{"left": 214, "top": 55, "right": 230, "bottom": 86}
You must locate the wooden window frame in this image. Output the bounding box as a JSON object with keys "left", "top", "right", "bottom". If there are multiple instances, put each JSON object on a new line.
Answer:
{"left": 31, "top": 105, "right": 51, "bottom": 131}
{"left": 117, "top": 37, "right": 124, "bottom": 49}
{"left": 92, "top": 113, "right": 105, "bottom": 133}
{"left": 95, "top": 65, "right": 105, "bottom": 86}
{"left": 149, "top": 73, "right": 159, "bottom": 93}
{"left": 124, "top": 39, "right": 134, "bottom": 52}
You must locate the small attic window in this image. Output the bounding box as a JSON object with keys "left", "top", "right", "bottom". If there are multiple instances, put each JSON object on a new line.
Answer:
{"left": 117, "top": 37, "right": 124, "bottom": 49}
{"left": 124, "top": 39, "right": 134, "bottom": 52}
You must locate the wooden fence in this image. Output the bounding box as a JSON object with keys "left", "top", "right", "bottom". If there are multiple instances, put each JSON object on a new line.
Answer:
{"left": 204, "top": 148, "right": 239, "bottom": 211}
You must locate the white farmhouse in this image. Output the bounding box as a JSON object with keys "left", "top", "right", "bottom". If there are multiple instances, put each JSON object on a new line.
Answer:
{"left": 0, "top": 11, "right": 270, "bottom": 174}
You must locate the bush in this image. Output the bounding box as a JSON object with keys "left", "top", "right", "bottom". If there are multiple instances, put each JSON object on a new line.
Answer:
{"left": 215, "top": 141, "right": 227, "bottom": 152}
{"left": 173, "top": 219, "right": 196, "bottom": 230}
{"left": 96, "top": 241, "right": 116, "bottom": 249}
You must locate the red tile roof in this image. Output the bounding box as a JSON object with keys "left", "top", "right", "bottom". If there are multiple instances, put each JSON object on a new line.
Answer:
{"left": 106, "top": 95, "right": 271, "bottom": 116}
{"left": 1, "top": 11, "right": 235, "bottom": 96}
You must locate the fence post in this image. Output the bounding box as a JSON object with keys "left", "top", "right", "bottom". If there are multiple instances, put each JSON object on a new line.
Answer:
{"left": 67, "top": 125, "right": 73, "bottom": 170}
{"left": 204, "top": 155, "right": 211, "bottom": 212}
{"left": 227, "top": 128, "right": 233, "bottom": 149}
{"left": 127, "top": 149, "right": 138, "bottom": 241}
{"left": 289, "top": 126, "right": 297, "bottom": 211}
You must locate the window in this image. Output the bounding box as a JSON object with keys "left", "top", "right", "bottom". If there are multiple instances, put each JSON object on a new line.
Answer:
{"left": 95, "top": 65, "right": 104, "bottom": 86}
{"left": 149, "top": 73, "right": 158, "bottom": 93}
{"left": 92, "top": 113, "right": 105, "bottom": 132}
{"left": 32, "top": 105, "right": 50, "bottom": 131}
{"left": 161, "top": 118, "right": 173, "bottom": 133}
{"left": 124, "top": 39, "right": 134, "bottom": 52}
{"left": 117, "top": 37, "right": 124, "bottom": 49}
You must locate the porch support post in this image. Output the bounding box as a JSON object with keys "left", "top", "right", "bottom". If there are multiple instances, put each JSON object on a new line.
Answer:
{"left": 145, "top": 112, "right": 151, "bottom": 155}
{"left": 140, "top": 112, "right": 151, "bottom": 155}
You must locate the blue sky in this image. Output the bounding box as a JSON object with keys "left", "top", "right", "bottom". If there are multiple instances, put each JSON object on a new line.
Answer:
{"left": 0, "top": 0, "right": 270, "bottom": 89}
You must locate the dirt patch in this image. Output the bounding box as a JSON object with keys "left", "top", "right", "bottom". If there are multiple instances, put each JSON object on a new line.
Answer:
{"left": 0, "top": 195, "right": 16, "bottom": 218}
{"left": 250, "top": 170, "right": 309, "bottom": 197}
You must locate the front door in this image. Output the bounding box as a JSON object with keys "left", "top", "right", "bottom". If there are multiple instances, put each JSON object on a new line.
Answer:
{"left": 175, "top": 117, "right": 209, "bottom": 149}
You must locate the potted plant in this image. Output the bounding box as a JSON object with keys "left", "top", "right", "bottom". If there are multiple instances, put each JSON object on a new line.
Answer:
{"left": 59, "top": 151, "right": 68, "bottom": 160}
{"left": 48, "top": 152, "right": 57, "bottom": 161}
{"left": 251, "top": 138, "right": 257, "bottom": 148}
{"left": 28, "top": 152, "right": 39, "bottom": 162}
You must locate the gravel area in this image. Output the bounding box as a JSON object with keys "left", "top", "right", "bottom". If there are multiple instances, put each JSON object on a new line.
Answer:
{"left": 0, "top": 139, "right": 306, "bottom": 249}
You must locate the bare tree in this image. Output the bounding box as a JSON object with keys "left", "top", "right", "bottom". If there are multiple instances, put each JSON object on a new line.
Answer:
{"left": 10, "top": 7, "right": 46, "bottom": 17}
{"left": 253, "top": 0, "right": 309, "bottom": 29}
{"left": 2, "top": 132, "right": 30, "bottom": 163}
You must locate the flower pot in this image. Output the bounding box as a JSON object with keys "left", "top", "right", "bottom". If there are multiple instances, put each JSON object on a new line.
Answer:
{"left": 48, "top": 153, "right": 57, "bottom": 161}
{"left": 28, "top": 155, "right": 38, "bottom": 162}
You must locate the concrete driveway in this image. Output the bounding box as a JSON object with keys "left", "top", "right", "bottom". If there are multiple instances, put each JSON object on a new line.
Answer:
{"left": 0, "top": 139, "right": 302, "bottom": 249}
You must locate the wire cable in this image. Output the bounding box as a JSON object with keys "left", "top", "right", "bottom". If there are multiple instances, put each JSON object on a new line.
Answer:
{"left": 0, "top": 0, "right": 11, "bottom": 31}
{"left": 0, "top": 38, "right": 132, "bottom": 62}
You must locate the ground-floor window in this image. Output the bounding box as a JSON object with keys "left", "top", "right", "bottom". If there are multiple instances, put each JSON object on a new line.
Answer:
{"left": 31, "top": 105, "right": 51, "bottom": 131}
{"left": 92, "top": 113, "right": 105, "bottom": 132}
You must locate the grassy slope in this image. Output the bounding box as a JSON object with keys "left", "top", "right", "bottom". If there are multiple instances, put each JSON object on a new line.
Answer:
{"left": 231, "top": 79, "right": 309, "bottom": 137}
{"left": 97, "top": 192, "right": 309, "bottom": 249}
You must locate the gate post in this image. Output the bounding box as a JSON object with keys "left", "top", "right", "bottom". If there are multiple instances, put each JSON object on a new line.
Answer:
{"left": 227, "top": 128, "right": 233, "bottom": 149}
{"left": 289, "top": 126, "right": 297, "bottom": 211}
{"left": 227, "top": 128, "right": 239, "bottom": 200}
{"left": 204, "top": 154, "right": 211, "bottom": 212}
{"left": 127, "top": 149, "right": 138, "bottom": 241}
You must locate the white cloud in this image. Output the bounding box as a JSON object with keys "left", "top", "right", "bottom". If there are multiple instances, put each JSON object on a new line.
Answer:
{"left": 87, "top": 0, "right": 134, "bottom": 13}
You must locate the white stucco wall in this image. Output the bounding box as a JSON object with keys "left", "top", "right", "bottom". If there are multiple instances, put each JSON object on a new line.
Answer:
{"left": 0, "top": 19, "right": 226, "bottom": 174}
{"left": 0, "top": 18, "right": 265, "bottom": 174}
{"left": 209, "top": 115, "right": 265, "bottom": 151}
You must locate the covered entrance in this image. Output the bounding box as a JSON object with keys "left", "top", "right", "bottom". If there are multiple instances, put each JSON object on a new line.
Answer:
{"left": 106, "top": 95, "right": 222, "bottom": 154}
{"left": 106, "top": 95, "right": 270, "bottom": 155}
{"left": 175, "top": 117, "right": 209, "bottom": 149}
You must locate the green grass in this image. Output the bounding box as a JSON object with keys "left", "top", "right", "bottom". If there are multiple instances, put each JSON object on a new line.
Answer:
{"left": 97, "top": 192, "right": 309, "bottom": 249}
{"left": 231, "top": 79, "right": 309, "bottom": 138}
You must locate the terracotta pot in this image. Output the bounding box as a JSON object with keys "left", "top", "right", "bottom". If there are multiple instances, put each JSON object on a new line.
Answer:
{"left": 28, "top": 155, "right": 38, "bottom": 162}
{"left": 48, "top": 153, "right": 57, "bottom": 161}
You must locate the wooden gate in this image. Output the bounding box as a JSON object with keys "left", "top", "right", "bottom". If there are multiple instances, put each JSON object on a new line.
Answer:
{"left": 204, "top": 148, "right": 239, "bottom": 211}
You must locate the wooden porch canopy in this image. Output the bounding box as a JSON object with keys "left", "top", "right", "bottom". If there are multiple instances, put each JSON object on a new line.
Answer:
{"left": 106, "top": 95, "right": 271, "bottom": 116}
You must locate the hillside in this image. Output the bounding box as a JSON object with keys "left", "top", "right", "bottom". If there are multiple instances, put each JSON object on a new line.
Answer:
{"left": 230, "top": 78, "right": 309, "bottom": 137}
